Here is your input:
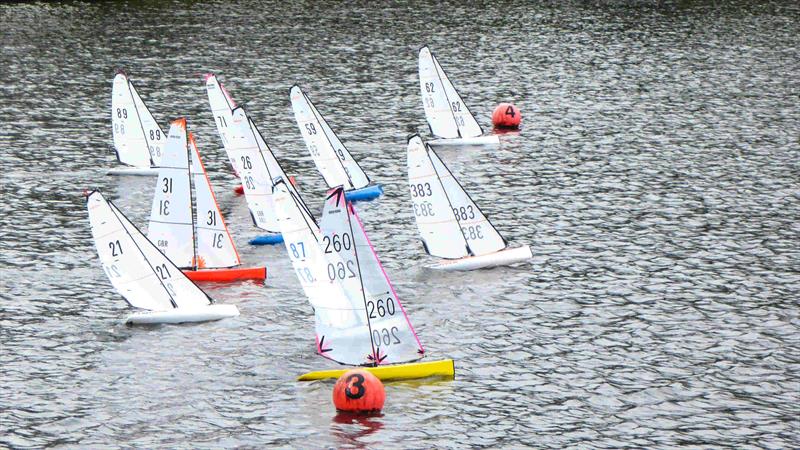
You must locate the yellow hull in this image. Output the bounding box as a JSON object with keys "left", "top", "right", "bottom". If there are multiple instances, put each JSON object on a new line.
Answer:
{"left": 297, "top": 359, "right": 455, "bottom": 381}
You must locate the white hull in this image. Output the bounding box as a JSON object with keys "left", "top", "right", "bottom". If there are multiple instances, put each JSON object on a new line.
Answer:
{"left": 106, "top": 166, "right": 160, "bottom": 176}
{"left": 429, "top": 135, "right": 500, "bottom": 146}
{"left": 428, "top": 245, "right": 532, "bottom": 271}
{"left": 125, "top": 304, "right": 239, "bottom": 325}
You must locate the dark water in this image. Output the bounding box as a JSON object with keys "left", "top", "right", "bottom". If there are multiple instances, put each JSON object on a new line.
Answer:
{"left": 1, "top": 1, "right": 799, "bottom": 448}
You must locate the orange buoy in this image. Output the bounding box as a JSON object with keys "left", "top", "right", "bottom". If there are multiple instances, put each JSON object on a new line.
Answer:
{"left": 492, "top": 103, "right": 521, "bottom": 128}
{"left": 332, "top": 369, "right": 385, "bottom": 412}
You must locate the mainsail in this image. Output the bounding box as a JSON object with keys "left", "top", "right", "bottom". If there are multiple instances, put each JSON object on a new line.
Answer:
{"left": 418, "top": 46, "right": 484, "bottom": 139}
{"left": 111, "top": 71, "right": 166, "bottom": 167}
{"left": 290, "top": 85, "right": 370, "bottom": 190}
{"left": 87, "top": 190, "right": 212, "bottom": 311}
{"left": 147, "top": 119, "right": 241, "bottom": 270}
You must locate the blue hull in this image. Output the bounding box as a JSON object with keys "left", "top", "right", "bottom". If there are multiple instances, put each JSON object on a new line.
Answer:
{"left": 344, "top": 184, "right": 383, "bottom": 202}
{"left": 249, "top": 233, "right": 284, "bottom": 246}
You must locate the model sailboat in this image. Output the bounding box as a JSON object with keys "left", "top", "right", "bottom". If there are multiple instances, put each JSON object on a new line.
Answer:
{"left": 289, "top": 85, "right": 383, "bottom": 202}
{"left": 227, "top": 106, "right": 311, "bottom": 245}
{"left": 86, "top": 190, "right": 240, "bottom": 324}
{"left": 407, "top": 135, "right": 531, "bottom": 270}
{"left": 147, "top": 117, "right": 266, "bottom": 281}
{"left": 418, "top": 46, "right": 500, "bottom": 146}
{"left": 109, "top": 70, "right": 167, "bottom": 175}
{"left": 272, "top": 181, "right": 454, "bottom": 381}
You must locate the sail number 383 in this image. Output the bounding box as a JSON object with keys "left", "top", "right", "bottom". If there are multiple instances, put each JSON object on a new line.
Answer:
{"left": 410, "top": 182, "right": 432, "bottom": 198}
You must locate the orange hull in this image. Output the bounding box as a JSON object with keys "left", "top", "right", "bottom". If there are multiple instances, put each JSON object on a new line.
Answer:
{"left": 182, "top": 266, "right": 266, "bottom": 282}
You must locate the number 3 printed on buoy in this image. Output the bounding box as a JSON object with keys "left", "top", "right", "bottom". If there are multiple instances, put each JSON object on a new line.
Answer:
{"left": 333, "top": 369, "right": 385, "bottom": 412}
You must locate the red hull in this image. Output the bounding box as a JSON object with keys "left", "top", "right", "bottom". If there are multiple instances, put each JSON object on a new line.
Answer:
{"left": 182, "top": 266, "right": 266, "bottom": 282}
{"left": 235, "top": 176, "right": 295, "bottom": 195}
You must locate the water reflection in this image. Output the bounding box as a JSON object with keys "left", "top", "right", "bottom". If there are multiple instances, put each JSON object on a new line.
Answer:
{"left": 331, "top": 412, "right": 385, "bottom": 449}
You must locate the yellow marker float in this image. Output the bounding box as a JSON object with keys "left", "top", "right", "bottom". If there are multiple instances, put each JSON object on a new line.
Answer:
{"left": 298, "top": 359, "right": 455, "bottom": 382}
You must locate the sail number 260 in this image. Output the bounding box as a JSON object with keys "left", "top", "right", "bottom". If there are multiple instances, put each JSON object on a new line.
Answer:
{"left": 367, "top": 297, "right": 395, "bottom": 319}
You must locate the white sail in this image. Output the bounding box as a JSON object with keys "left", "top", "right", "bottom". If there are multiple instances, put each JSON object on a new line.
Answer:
{"left": 87, "top": 190, "right": 212, "bottom": 311}
{"left": 228, "top": 106, "right": 311, "bottom": 232}
{"left": 227, "top": 107, "right": 281, "bottom": 233}
{"left": 290, "top": 86, "right": 370, "bottom": 190}
{"left": 407, "top": 135, "right": 469, "bottom": 259}
{"left": 189, "top": 134, "right": 241, "bottom": 269}
{"left": 204, "top": 73, "right": 239, "bottom": 174}
{"left": 321, "top": 188, "right": 424, "bottom": 365}
{"left": 147, "top": 119, "right": 195, "bottom": 268}
{"left": 110, "top": 72, "right": 166, "bottom": 167}
{"left": 418, "top": 46, "right": 484, "bottom": 139}
{"left": 427, "top": 148, "right": 506, "bottom": 256}
{"left": 272, "top": 180, "right": 375, "bottom": 365}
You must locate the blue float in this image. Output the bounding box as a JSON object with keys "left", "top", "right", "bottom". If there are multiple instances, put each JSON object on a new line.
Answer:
{"left": 249, "top": 233, "right": 284, "bottom": 246}
{"left": 344, "top": 184, "right": 383, "bottom": 203}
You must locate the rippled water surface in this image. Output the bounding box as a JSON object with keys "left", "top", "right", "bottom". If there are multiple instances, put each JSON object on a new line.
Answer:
{"left": 2, "top": 1, "right": 799, "bottom": 448}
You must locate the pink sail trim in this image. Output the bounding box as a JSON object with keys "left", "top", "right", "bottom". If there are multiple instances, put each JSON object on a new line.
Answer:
{"left": 350, "top": 204, "right": 425, "bottom": 359}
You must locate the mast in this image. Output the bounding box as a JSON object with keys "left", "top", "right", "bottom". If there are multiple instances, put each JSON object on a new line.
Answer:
{"left": 187, "top": 132, "right": 198, "bottom": 270}
{"left": 336, "top": 190, "right": 378, "bottom": 364}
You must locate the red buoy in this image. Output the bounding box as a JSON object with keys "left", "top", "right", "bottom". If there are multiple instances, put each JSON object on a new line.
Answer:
{"left": 333, "top": 369, "right": 385, "bottom": 412}
{"left": 492, "top": 103, "right": 521, "bottom": 128}
{"left": 234, "top": 184, "right": 244, "bottom": 195}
